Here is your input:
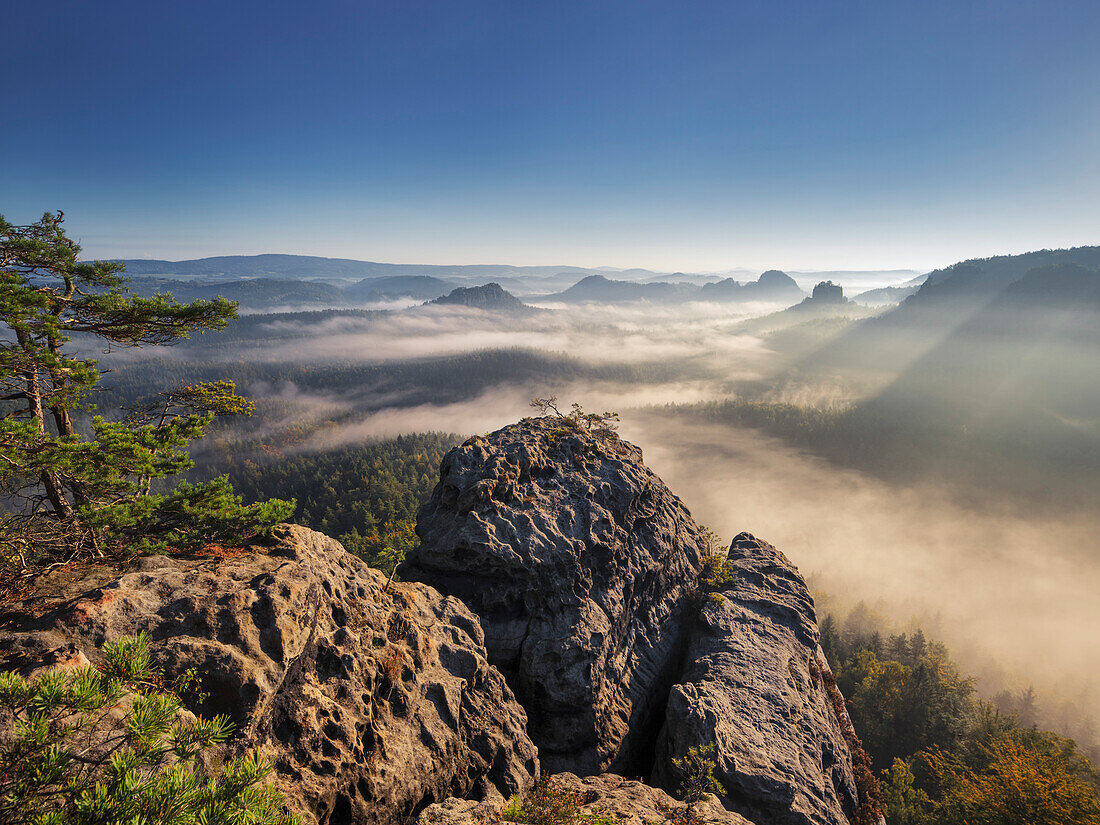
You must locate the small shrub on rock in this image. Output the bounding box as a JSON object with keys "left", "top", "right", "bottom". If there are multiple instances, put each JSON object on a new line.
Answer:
{"left": 698, "top": 528, "right": 734, "bottom": 591}
{"left": 529, "top": 397, "right": 621, "bottom": 443}
{"left": 672, "top": 742, "right": 724, "bottom": 803}
{"left": 501, "top": 776, "right": 613, "bottom": 825}
{"left": 0, "top": 633, "right": 300, "bottom": 825}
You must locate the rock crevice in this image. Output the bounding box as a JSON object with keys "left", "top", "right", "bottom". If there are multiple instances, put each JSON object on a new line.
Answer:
{"left": 404, "top": 417, "right": 706, "bottom": 776}
{"left": 406, "top": 420, "right": 866, "bottom": 825}
{"left": 653, "top": 533, "right": 859, "bottom": 825}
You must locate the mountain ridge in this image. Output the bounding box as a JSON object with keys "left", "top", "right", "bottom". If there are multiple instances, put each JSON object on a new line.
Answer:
{"left": 540, "top": 269, "right": 805, "bottom": 305}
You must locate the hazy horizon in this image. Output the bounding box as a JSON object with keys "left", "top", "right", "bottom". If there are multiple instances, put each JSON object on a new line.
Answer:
{"left": 36, "top": 228, "right": 1097, "bottom": 277}
{"left": 86, "top": 248, "right": 930, "bottom": 282}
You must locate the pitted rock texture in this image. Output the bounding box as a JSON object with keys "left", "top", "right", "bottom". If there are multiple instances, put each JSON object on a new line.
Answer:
{"left": 652, "top": 533, "right": 859, "bottom": 825}
{"left": 402, "top": 417, "right": 707, "bottom": 775}
{"left": 416, "top": 773, "right": 757, "bottom": 825}
{"left": 0, "top": 525, "right": 538, "bottom": 825}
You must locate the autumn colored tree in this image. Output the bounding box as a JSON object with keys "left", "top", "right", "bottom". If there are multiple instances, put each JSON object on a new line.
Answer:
{"left": 927, "top": 733, "right": 1100, "bottom": 825}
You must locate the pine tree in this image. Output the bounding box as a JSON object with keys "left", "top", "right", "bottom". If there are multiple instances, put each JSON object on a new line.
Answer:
{"left": 0, "top": 212, "right": 293, "bottom": 571}
{"left": 0, "top": 633, "right": 300, "bottom": 825}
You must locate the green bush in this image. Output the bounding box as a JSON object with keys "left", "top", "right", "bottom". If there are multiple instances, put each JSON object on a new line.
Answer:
{"left": 672, "top": 742, "right": 724, "bottom": 802}
{"left": 697, "top": 527, "right": 734, "bottom": 598}
{"left": 501, "top": 777, "right": 613, "bottom": 825}
{"left": 0, "top": 633, "right": 300, "bottom": 825}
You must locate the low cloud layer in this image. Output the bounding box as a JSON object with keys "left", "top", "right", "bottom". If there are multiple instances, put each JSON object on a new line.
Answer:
{"left": 146, "top": 295, "right": 1099, "bottom": 726}
{"left": 622, "top": 412, "right": 1100, "bottom": 710}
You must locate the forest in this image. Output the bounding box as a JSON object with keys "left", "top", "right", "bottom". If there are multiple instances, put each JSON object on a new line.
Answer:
{"left": 821, "top": 603, "right": 1099, "bottom": 823}
{"left": 214, "top": 432, "right": 461, "bottom": 571}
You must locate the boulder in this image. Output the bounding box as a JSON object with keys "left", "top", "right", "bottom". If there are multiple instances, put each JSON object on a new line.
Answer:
{"left": 652, "top": 534, "right": 859, "bottom": 825}
{"left": 0, "top": 525, "right": 537, "bottom": 825}
{"left": 416, "top": 772, "right": 757, "bottom": 825}
{"left": 403, "top": 416, "right": 706, "bottom": 775}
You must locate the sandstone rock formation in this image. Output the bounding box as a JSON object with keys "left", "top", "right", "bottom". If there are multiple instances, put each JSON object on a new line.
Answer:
{"left": 0, "top": 525, "right": 537, "bottom": 825}
{"left": 2, "top": 415, "right": 880, "bottom": 825}
{"left": 403, "top": 416, "right": 707, "bottom": 775}
{"left": 652, "top": 533, "right": 859, "bottom": 825}
{"left": 416, "top": 772, "right": 757, "bottom": 825}
{"left": 810, "top": 281, "right": 846, "bottom": 304}
{"left": 427, "top": 282, "right": 533, "bottom": 313}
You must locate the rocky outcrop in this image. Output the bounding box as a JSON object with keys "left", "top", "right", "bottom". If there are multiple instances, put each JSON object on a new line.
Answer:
{"left": 2, "top": 415, "right": 879, "bottom": 825}
{"left": 427, "top": 283, "right": 534, "bottom": 313}
{"left": 416, "top": 773, "right": 757, "bottom": 825}
{"left": 0, "top": 525, "right": 537, "bottom": 825}
{"left": 652, "top": 534, "right": 859, "bottom": 825}
{"left": 810, "top": 281, "right": 845, "bottom": 304}
{"left": 698, "top": 270, "right": 804, "bottom": 303}
{"left": 403, "top": 417, "right": 707, "bottom": 775}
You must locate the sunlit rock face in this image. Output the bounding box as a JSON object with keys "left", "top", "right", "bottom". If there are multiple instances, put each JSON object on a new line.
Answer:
{"left": 403, "top": 417, "right": 707, "bottom": 776}
{"left": 653, "top": 533, "right": 861, "bottom": 825}
{"left": 406, "top": 417, "right": 872, "bottom": 825}
{"left": 0, "top": 525, "right": 538, "bottom": 825}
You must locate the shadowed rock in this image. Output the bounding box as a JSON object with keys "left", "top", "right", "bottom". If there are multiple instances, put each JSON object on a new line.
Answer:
{"left": 402, "top": 417, "right": 706, "bottom": 775}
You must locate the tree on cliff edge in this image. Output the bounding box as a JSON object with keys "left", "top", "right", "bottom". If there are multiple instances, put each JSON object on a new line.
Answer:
{"left": 0, "top": 212, "right": 292, "bottom": 571}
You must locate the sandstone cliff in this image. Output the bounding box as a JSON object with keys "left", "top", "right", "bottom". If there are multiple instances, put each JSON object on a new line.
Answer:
{"left": 652, "top": 534, "right": 859, "bottom": 825}
{"left": 405, "top": 417, "right": 872, "bottom": 825}
{"left": 403, "top": 416, "right": 706, "bottom": 775}
{"left": 0, "top": 525, "right": 537, "bottom": 825}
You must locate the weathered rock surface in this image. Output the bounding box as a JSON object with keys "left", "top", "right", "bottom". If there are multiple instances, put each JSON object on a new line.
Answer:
{"left": 403, "top": 417, "right": 706, "bottom": 775}
{"left": 416, "top": 773, "right": 757, "bottom": 825}
{"left": 652, "top": 533, "right": 859, "bottom": 825}
{"left": 0, "top": 525, "right": 537, "bottom": 825}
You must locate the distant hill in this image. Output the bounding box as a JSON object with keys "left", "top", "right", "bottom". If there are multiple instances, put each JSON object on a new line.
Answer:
{"left": 114, "top": 254, "right": 924, "bottom": 304}
{"left": 126, "top": 274, "right": 455, "bottom": 310}
{"left": 803, "top": 245, "right": 1100, "bottom": 376}
{"left": 427, "top": 283, "right": 533, "bottom": 312}
{"left": 783, "top": 280, "right": 849, "bottom": 310}
{"left": 852, "top": 284, "right": 921, "bottom": 306}
{"left": 125, "top": 276, "right": 347, "bottom": 309}
{"left": 698, "top": 270, "right": 804, "bottom": 302}
{"left": 541, "top": 269, "right": 804, "bottom": 305}
{"left": 118, "top": 253, "right": 595, "bottom": 280}
{"left": 735, "top": 281, "right": 874, "bottom": 338}
{"left": 123, "top": 273, "right": 462, "bottom": 311}
{"left": 842, "top": 262, "right": 1100, "bottom": 499}
{"left": 540, "top": 274, "right": 698, "bottom": 304}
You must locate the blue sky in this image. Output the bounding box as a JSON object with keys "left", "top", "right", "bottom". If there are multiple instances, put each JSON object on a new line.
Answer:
{"left": 3, "top": 0, "right": 1099, "bottom": 271}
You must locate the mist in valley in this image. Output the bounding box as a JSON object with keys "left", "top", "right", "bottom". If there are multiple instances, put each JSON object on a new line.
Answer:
{"left": 91, "top": 262, "right": 1100, "bottom": 751}
{"left": 12, "top": 6, "right": 1100, "bottom": 820}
